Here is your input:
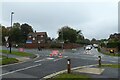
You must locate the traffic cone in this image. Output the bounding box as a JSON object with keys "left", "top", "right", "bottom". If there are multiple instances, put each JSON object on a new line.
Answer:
{"left": 59, "top": 53, "right": 62, "bottom": 58}
{"left": 50, "top": 54, "right": 52, "bottom": 57}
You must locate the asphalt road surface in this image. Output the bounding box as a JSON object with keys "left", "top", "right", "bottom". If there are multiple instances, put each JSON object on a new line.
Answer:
{"left": 1, "top": 46, "right": 119, "bottom": 80}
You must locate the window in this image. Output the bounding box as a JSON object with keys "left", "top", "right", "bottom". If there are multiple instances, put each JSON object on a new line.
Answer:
{"left": 41, "top": 35, "right": 44, "bottom": 37}
{"left": 33, "top": 37, "right": 35, "bottom": 40}
{"left": 29, "top": 36, "right": 32, "bottom": 38}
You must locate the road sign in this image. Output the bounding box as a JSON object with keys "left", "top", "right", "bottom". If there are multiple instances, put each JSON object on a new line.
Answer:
{"left": 19, "top": 48, "right": 24, "bottom": 52}
{"left": 6, "top": 43, "right": 9, "bottom": 48}
{"left": 5, "top": 36, "right": 9, "bottom": 41}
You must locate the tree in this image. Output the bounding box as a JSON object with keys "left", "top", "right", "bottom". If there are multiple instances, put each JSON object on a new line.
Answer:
{"left": 21, "top": 23, "right": 33, "bottom": 43}
{"left": 91, "top": 38, "right": 97, "bottom": 44}
{"left": 58, "top": 26, "right": 78, "bottom": 43}
{"left": 13, "top": 23, "right": 20, "bottom": 28}
{"left": 10, "top": 24, "right": 22, "bottom": 43}
{"left": 76, "top": 30, "right": 84, "bottom": 44}
{"left": 83, "top": 39, "right": 91, "bottom": 44}
{"left": 1, "top": 25, "right": 9, "bottom": 43}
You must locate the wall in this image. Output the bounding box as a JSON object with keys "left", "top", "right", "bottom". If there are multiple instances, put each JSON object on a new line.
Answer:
{"left": 24, "top": 43, "right": 81, "bottom": 49}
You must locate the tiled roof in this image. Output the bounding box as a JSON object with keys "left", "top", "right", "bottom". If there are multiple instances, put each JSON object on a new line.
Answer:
{"left": 28, "top": 32, "right": 47, "bottom": 36}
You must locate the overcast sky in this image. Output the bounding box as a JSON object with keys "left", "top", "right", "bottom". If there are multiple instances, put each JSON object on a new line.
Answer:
{"left": 1, "top": 0, "right": 119, "bottom": 40}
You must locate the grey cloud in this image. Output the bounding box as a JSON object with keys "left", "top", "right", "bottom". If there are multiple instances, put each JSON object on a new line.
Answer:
{"left": 2, "top": 2, "right": 118, "bottom": 39}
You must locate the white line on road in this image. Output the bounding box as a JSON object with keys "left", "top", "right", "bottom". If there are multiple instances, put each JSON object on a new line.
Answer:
{"left": 64, "top": 56, "right": 68, "bottom": 58}
{"left": 0, "top": 63, "right": 42, "bottom": 76}
{"left": 34, "top": 58, "right": 54, "bottom": 63}
{"left": 54, "top": 58, "right": 62, "bottom": 62}
{"left": 34, "top": 59, "right": 46, "bottom": 63}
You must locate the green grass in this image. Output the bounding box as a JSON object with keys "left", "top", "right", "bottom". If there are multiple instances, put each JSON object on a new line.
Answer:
{"left": 48, "top": 73, "right": 92, "bottom": 80}
{"left": 0, "top": 58, "right": 19, "bottom": 65}
{"left": 98, "top": 48, "right": 120, "bottom": 57}
{"left": 101, "top": 64, "right": 120, "bottom": 68}
{"left": 0, "top": 55, "right": 7, "bottom": 59}
{"left": 0, "top": 50, "right": 36, "bottom": 58}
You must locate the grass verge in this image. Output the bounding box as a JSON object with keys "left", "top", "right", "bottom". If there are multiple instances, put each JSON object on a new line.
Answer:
{"left": 47, "top": 73, "right": 92, "bottom": 80}
{"left": 101, "top": 64, "right": 120, "bottom": 68}
{"left": 0, "top": 55, "right": 7, "bottom": 59}
{"left": 0, "top": 50, "right": 36, "bottom": 58}
{"left": 98, "top": 48, "right": 120, "bottom": 57}
{"left": 0, "top": 58, "right": 19, "bottom": 65}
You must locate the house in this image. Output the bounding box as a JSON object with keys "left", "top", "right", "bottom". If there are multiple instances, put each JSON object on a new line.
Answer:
{"left": 26, "top": 32, "right": 48, "bottom": 44}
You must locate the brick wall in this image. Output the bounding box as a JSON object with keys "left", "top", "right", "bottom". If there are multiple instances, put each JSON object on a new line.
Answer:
{"left": 24, "top": 43, "right": 81, "bottom": 49}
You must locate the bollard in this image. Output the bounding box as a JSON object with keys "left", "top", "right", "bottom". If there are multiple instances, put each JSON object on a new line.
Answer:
{"left": 67, "top": 59, "right": 71, "bottom": 74}
{"left": 98, "top": 56, "right": 101, "bottom": 67}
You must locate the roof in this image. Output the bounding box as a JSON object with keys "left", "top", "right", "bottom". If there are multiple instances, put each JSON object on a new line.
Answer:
{"left": 28, "top": 32, "right": 48, "bottom": 37}
{"left": 36, "top": 32, "right": 47, "bottom": 35}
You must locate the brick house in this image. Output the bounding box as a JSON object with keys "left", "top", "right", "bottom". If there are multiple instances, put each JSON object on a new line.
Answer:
{"left": 26, "top": 32, "right": 48, "bottom": 44}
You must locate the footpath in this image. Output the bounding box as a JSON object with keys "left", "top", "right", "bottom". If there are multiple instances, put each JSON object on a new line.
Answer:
{"left": 43, "top": 64, "right": 119, "bottom": 80}
{"left": 73, "top": 65, "right": 119, "bottom": 79}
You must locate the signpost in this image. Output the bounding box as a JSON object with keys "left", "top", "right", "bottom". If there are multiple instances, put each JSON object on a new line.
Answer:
{"left": 19, "top": 48, "right": 24, "bottom": 52}
{"left": 5, "top": 36, "right": 9, "bottom": 42}
{"left": 4, "top": 36, "right": 9, "bottom": 58}
{"left": 6, "top": 43, "right": 9, "bottom": 48}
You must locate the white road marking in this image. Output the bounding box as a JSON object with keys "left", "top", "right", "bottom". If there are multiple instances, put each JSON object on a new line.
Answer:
{"left": 33, "top": 54, "right": 40, "bottom": 60}
{"left": 0, "top": 63, "right": 42, "bottom": 76}
{"left": 46, "top": 58, "right": 54, "bottom": 60}
{"left": 34, "top": 59, "right": 46, "bottom": 63}
{"left": 54, "top": 58, "right": 62, "bottom": 62}
{"left": 64, "top": 56, "right": 68, "bottom": 58}
{"left": 34, "top": 57, "right": 54, "bottom": 63}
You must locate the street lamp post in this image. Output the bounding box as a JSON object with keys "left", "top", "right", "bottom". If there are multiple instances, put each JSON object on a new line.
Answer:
{"left": 61, "top": 29, "right": 64, "bottom": 50}
{"left": 9, "top": 12, "right": 14, "bottom": 53}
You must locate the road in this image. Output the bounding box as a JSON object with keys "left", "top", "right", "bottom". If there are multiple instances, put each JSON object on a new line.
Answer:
{"left": 1, "top": 46, "right": 119, "bottom": 80}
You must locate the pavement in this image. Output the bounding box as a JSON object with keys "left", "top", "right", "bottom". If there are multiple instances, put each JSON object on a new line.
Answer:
{"left": 73, "top": 65, "right": 119, "bottom": 79}
{"left": 43, "top": 64, "right": 119, "bottom": 80}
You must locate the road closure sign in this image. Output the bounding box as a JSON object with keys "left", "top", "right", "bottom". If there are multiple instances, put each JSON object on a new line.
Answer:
{"left": 18, "top": 48, "right": 24, "bottom": 52}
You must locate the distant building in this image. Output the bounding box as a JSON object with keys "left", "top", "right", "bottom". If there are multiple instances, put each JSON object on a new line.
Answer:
{"left": 7, "top": 27, "right": 12, "bottom": 31}
{"left": 26, "top": 32, "right": 48, "bottom": 44}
